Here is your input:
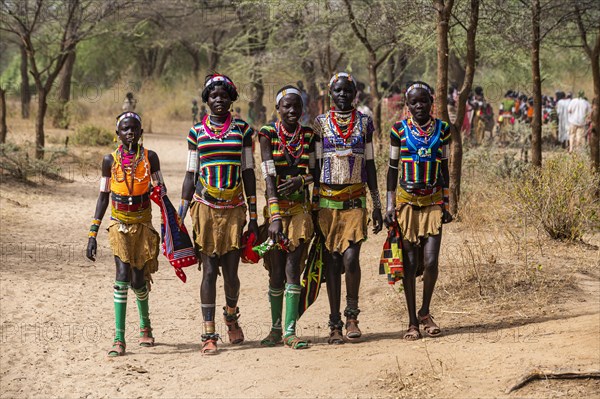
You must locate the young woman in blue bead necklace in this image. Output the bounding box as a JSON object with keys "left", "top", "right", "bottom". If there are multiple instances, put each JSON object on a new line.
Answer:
{"left": 384, "top": 81, "right": 453, "bottom": 340}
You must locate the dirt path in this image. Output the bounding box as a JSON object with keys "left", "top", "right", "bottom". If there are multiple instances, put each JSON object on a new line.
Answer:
{"left": 1, "top": 131, "right": 599, "bottom": 398}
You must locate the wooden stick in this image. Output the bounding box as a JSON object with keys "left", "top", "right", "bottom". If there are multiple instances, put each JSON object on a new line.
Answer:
{"left": 506, "top": 368, "right": 600, "bottom": 394}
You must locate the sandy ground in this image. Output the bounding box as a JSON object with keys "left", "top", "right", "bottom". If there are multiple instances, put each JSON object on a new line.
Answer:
{"left": 1, "top": 129, "right": 599, "bottom": 398}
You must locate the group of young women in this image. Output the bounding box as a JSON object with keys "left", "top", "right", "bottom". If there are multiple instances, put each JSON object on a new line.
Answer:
{"left": 86, "top": 72, "right": 452, "bottom": 357}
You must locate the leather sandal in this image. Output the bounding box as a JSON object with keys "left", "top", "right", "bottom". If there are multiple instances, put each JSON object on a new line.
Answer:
{"left": 139, "top": 327, "right": 155, "bottom": 347}
{"left": 201, "top": 334, "right": 219, "bottom": 355}
{"left": 260, "top": 329, "right": 283, "bottom": 347}
{"left": 223, "top": 307, "right": 244, "bottom": 344}
{"left": 418, "top": 312, "right": 442, "bottom": 337}
{"left": 284, "top": 335, "right": 309, "bottom": 350}
{"left": 107, "top": 340, "right": 126, "bottom": 357}
{"left": 328, "top": 328, "right": 344, "bottom": 345}
{"left": 345, "top": 319, "right": 362, "bottom": 342}
{"left": 403, "top": 325, "right": 422, "bottom": 341}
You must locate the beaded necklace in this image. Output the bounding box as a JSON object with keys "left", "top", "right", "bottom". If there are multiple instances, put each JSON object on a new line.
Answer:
{"left": 202, "top": 113, "right": 233, "bottom": 141}
{"left": 112, "top": 144, "right": 148, "bottom": 195}
{"left": 407, "top": 117, "right": 435, "bottom": 145}
{"left": 277, "top": 121, "right": 304, "bottom": 159}
{"left": 329, "top": 108, "right": 356, "bottom": 140}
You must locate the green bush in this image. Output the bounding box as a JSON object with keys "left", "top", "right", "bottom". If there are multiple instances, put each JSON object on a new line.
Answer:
{"left": 510, "top": 153, "right": 600, "bottom": 241}
{"left": 71, "top": 124, "right": 114, "bottom": 146}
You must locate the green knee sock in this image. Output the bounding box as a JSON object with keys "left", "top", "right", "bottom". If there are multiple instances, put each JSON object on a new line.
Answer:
{"left": 268, "top": 286, "right": 284, "bottom": 331}
{"left": 113, "top": 281, "right": 129, "bottom": 343}
{"left": 132, "top": 283, "right": 151, "bottom": 333}
{"left": 284, "top": 284, "right": 302, "bottom": 337}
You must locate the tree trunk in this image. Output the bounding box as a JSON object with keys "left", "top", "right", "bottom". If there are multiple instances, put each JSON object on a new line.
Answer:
{"left": 368, "top": 58, "right": 382, "bottom": 137}
{"left": 434, "top": 0, "right": 452, "bottom": 124}
{"left": 452, "top": 0, "right": 479, "bottom": 216}
{"left": 208, "top": 48, "right": 220, "bottom": 73}
{"left": 590, "top": 53, "right": 600, "bottom": 172}
{"left": 35, "top": 87, "right": 48, "bottom": 160}
{"left": 448, "top": 50, "right": 466, "bottom": 88}
{"left": 190, "top": 51, "right": 201, "bottom": 79}
{"left": 302, "top": 59, "right": 319, "bottom": 120}
{"left": 58, "top": 50, "right": 76, "bottom": 103}
{"left": 396, "top": 51, "right": 408, "bottom": 88}
{"left": 435, "top": 0, "right": 462, "bottom": 215}
{"left": 530, "top": 0, "right": 542, "bottom": 167}
{"left": 154, "top": 48, "right": 172, "bottom": 79}
{"left": 20, "top": 44, "right": 30, "bottom": 119}
{"left": 53, "top": 50, "right": 77, "bottom": 129}
{"left": 181, "top": 41, "right": 201, "bottom": 79}
{"left": 0, "top": 88, "right": 7, "bottom": 144}
{"left": 252, "top": 73, "right": 265, "bottom": 126}
{"left": 387, "top": 54, "right": 395, "bottom": 89}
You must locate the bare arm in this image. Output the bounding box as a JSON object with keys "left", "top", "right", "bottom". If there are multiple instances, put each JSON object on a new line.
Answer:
{"left": 365, "top": 119, "right": 382, "bottom": 234}
{"left": 86, "top": 154, "right": 113, "bottom": 261}
{"left": 259, "top": 134, "right": 282, "bottom": 240}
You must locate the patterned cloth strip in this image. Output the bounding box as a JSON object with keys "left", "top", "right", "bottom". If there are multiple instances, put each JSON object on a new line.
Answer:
{"left": 298, "top": 232, "right": 324, "bottom": 318}
{"left": 379, "top": 224, "right": 404, "bottom": 285}
{"left": 149, "top": 185, "right": 197, "bottom": 282}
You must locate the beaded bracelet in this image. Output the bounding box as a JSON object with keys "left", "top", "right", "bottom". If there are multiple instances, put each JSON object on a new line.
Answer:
{"left": 370, "top": 189, "right": 382, "bottom": 210}
{"left": 268, "top": 197, "right": 281, "bottom": 221}
{"left": 247, "top": 195, "right": 258, "bottom": 221}
{"left": 89, "top": 218, "right": 101, "bottom": 238}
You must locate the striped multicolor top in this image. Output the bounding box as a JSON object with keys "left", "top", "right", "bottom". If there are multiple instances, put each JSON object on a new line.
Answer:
{"left": 390, "top": 118, "right": 450, "bottom": 189}
{"left": 258, "top": 123, "right": 314, "bottom": 195}
{"left": 187, "top": 118, "right": 253, "bottom": 190}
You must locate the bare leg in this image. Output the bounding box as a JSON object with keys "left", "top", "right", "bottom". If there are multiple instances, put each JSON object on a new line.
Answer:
{"left": 419, "top": 230, "right": 442, "bottom": 317}
{"left": 325, "top": 248, "right": 344, "bottom": 343}
{"left": 220, "top": 249, "right": 241, "bottom": 309}
{"left": 343, "top": 242, "right": 362, "bottom": 340}
{"left": 325, "top": 249, "right": 342, "bottom": 322}
{"left": 220, "top": 249, "right": 244, "bottom": 344}
{"left": 285, "top": 241, "right": 305, "bottom": 286}
{"left": 401, "top": 239, "right": 419, "bottom": 328}
{"left": 200, "top": 254, "right": 219, "bottom": 326}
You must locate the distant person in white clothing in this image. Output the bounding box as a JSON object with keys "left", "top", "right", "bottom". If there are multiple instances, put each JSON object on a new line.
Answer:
{"left": 567, "top": 91, "right": 591, "bottom": 152}
{"left": 556, "top": 91, "right": 571, "bottom": 147}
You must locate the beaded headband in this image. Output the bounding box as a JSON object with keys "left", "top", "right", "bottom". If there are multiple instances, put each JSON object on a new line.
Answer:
{"left": 205, "top": 74, "right": 236, "bottom": 90}
{"left": 276, "top": 88, "right": 303, "bottom": 105}
{"left": 116, "top": 112, "right": 142, "bottom": 129}
{"left": 328, "top": 72, "right": 355, "bottom": 89}
{"left": 406, "top": 83, "right": 432, "bottom": 96}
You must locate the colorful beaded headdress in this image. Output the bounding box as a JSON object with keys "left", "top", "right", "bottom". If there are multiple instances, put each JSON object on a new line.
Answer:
{"left": 116, "top": 112, "right": 142, "bottom": 129}
{"left": 328, "top": 72, "right": 356, "bottom": 89}
{"left": 275, "top": 88, "right": 303, "bottom": 105}
{"left": 406, "top": 83, "right": 432, "bottom": 96}
{"left": 205, "top": 74, "right": 236, "bottom": 90}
